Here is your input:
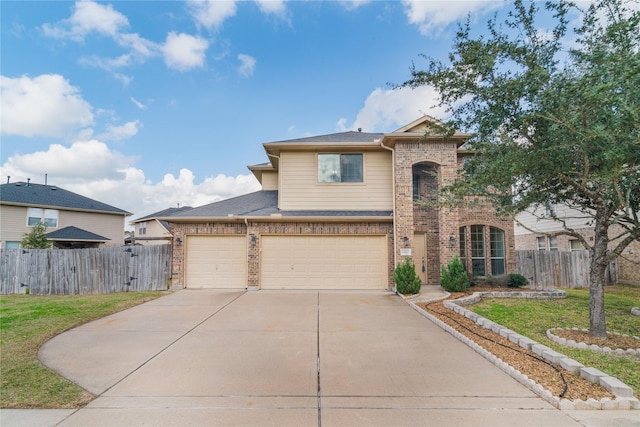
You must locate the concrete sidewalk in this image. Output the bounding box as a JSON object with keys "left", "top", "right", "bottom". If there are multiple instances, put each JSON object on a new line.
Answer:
{"left": 2, "top": 290, "right": 638, "bottom": 426}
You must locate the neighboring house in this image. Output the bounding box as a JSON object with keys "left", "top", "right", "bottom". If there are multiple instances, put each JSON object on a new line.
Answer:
{"left": 164, "top": 116, "right": 515, "bottom": 290}
{"left": 128, "top": 206, "right": 193, "bottom": 245}
{"left": 515, "top": 205, "right": 640, "bottom": 285}
{"left": 0, "top": 181, "right": 131, "bottom": 249}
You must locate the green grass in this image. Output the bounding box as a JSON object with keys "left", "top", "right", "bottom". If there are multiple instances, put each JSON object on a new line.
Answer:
{"left": 471, "top": 284, "right": 640, "bottom": 397}
{"left": 0, "top": 291, "right": 165, "bottom": 408}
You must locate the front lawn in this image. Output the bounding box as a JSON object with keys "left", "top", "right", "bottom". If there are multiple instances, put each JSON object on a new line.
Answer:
{"left": 470, "top": 284, "right": 640, "bottom": 397}
{"left": 0, "top": 291, "right": 165, "bottom": 408}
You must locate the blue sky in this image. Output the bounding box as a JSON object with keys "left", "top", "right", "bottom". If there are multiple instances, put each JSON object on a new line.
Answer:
{"left": 1, "top": 0, "right": 563, "bottom": 223}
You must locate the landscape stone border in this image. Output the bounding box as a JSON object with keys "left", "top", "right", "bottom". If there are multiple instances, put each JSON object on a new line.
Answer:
{"left": 546, "top": 328, "right": 640, "bottom": 357}
{"left": 632, "top": 307, "right": 640, "bottom": 316}
{"left": 403, "top": 289, "right": 640, "bottom": 411}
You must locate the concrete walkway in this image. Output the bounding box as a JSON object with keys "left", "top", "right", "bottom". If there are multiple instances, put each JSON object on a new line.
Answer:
{"left": 2, "top": 290, "right": 638, "bottom": 426}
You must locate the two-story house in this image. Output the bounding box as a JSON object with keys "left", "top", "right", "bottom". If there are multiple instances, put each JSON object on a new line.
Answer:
{"left": 515, "top": 206, "right": 640, "bottom": 285}
{"left": 164, "top": 116, "right": 515, "bottom": 290}
{"left": 128, "top": 206, "right": 193, "bottom": 245}
{"left": 0, "top": 180, "right": 131, "bottom": 248}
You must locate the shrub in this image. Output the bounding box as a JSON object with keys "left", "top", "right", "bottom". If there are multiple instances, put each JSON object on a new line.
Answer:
{"left": 440, "top": 255, "right": 469, "bottom": 292}
{"left": 508, "top": 273, "right": 528, "bottom": 288}
{"left": 394, "top": 257, "right": 422, "bottom": 294}
{"left": 487, "top": 274, "right": 510, "bottom": 287}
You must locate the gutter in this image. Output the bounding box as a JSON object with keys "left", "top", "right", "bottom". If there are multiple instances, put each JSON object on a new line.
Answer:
{"left": 379, "top": 138, "right": 397, "bottom": 269}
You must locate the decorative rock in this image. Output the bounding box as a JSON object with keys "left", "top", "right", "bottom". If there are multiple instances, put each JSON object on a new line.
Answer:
{"left": 559, "top": 399, "right": 575, "bottom": 411}
{"left": 574, "top": 399, "right": 592, "bottom": 410}
{"left": 631, "top": 307, "right": 640, "bottom": 316}
{"left": 559, "top": 357, "right": 584, "bottom": 373}
{"left": 577, "top": 342, "right": 589, "bottom": 349}
{"left": 581, "top": 367, "right": 608, "bottom": 382}
{"left": 599, "top": 376, "right": 634, "bottom": 398}
{"left": 542, "top": 349, "right": 564, "bottom": 364}
{"left": 601, "top": 398, "right": 618, "bottom": 410}
{"left": 587, "top": 398, "right": 602, "bottom": 410}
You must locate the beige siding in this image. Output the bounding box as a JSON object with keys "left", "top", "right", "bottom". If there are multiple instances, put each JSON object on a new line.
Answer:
{"left": 134, "top": 219, "right": 171, "bottom": 245}
{"left": 60, "top": 210, "right": 126, "bottom": 246}
{"left": 0, "top": 205, "right": 126, "bottom": 247}
{"left": 278, "top": 151, "right": 393, "bottom": 210}
{"left": 0, "top": 205, "right": 30, "bottom": 245}
{"left": 514, "top": 205, "right": 592, "bottom": 236}
{"left": 261, "top": 171, "right": 278, "bottom": 191}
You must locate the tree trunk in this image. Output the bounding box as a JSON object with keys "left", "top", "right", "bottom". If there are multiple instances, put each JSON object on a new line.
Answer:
{"left": 589, "top": 208, "right": 609, "bottom": 338}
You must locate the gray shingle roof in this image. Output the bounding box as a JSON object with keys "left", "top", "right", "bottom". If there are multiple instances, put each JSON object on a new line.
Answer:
{"left": 45, "top": 226, "right": 110, "bottom": 241}
{"left": 1, "top": 182, "right": 130, "bottom": 215}
{"left": 265, "top": 131, "right": 383, "bottom": 145}
{"left": 169, "top": 191, "right": 392, "bottom": 219}
{"left": 172, "top": 191, "right": 279, "bottom": 217}
{"left": 135, "top": 206, "right": 193, "bottom": 221}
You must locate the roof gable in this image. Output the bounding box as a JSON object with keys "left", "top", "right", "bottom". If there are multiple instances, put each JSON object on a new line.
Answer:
{"left": 0, "top": 182, "right": 130, "bottom": 215}
{"left": 45, "top": 226, "right": 110, "bottom": 242}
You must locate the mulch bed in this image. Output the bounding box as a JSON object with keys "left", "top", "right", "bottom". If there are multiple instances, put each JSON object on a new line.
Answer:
{"left": 416, "top": 287, "right": 618, "bottom": 401}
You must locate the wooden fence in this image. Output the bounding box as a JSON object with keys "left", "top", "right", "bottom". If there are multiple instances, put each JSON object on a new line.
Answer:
{"left": 516, "top": 250, "right": 617, "bottom": 289}
{"left": 0, "top": 245, "right": 172, "bottom": 295}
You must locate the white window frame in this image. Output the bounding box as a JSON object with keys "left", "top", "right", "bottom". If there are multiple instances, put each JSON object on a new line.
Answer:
{"left": 548, "top": 236, "right": 558, "bottom": 251}
{"left": 138, "top": 221, "right": 147, "bottom": 235}
{"left": 27, "top": 207, "right": 58, "bottom": 228}
{"left": 537, "top": 236, "right": 546, "bottom": 251}
{"left": 317, "top": 153, "right": 363, "bottom": 183}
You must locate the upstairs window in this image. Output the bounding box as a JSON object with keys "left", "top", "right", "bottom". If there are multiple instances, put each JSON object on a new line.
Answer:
{"left": 318, "top": 154, "right": 363, "bottom": 183}
{"left": 139, "top": 221, "right": 147, "bottom": 235}
{"left": 27, "top": 208, "right": 58, "bottom": 227}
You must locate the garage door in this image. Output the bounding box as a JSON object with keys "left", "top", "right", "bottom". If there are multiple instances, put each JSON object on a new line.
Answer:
{"left": 260, "top": 235, "right": 388, "bottom": 290}
{"left": 186, "top": 236, "right": 246, "bottom": 288}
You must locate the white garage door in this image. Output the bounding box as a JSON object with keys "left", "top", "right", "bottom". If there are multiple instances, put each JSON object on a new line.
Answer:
{"left": 186, "top": 235, "right": 246, "bottom": 288}
{"left": 260, "top": 235, "right": 388, "bottom": 290}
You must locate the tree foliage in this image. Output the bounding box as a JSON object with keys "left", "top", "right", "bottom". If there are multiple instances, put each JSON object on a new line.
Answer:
{"left": 21, "top": 222, "right": 52, "bottom": 249}
{"left": 400, "top": 0, "right": 640, "bottom": 337}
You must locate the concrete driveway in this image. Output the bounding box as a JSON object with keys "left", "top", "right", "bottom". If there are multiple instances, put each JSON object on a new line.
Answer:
{"left": 7, "top": 290, "right": 619, "bottom": 426}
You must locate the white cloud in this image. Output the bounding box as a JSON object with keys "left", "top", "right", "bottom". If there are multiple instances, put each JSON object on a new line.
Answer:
{"left": 0, "top": 141, "right": 261, "bottom": 223}
{"left": 337, "top": 86, "right": 451, "bottom": 132}
{"left": 254, "top": 0, "right": 287, "bottom": 16}
{"left": 42, "top": 0, "right": 129, "bottom": 40}
{"left": 100, "top": 120, "right": 142, "bottom": 141}
{"left": 0, "top": 74, "right": 94, "bottom": 137}
{"left": 401, "top": 0, "right": 504, "bottom": 35}
{"left": 237, "top": 53, "right": 256, "bottom": 77}
{"left": 162, "top": 32, "right": 209, "bottom": 71}
{"left": 339, "top": 1, "right": 372, "bottom": 11}
{"left": 188, "top": 0, "right": 238, "bottom": 30}
{"left": 130, "top": 97, "right": 147, "bottom": 110}
{"left": 0, "top": 140, "right": 131, "bottom": 181}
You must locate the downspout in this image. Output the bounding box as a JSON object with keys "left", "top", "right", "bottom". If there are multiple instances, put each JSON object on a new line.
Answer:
{"left": 379, "top": 139, "right": 397, "bottom": 271}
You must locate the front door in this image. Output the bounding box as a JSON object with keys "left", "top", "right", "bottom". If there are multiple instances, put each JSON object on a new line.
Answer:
{"left": 413, "top": 233, "right": 427, "bottom": 284}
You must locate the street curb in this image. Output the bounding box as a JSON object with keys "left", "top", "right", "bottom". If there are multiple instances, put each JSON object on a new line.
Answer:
{"left": 402, "top": 289, "right": 640, "bottom": 411}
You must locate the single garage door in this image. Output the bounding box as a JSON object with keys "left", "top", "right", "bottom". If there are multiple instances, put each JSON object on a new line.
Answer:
{"left": 186, "top": 235, "right": 246, "bottom": 288}
{"left": 260, "top": 235, "right": 388, "bottom": 290}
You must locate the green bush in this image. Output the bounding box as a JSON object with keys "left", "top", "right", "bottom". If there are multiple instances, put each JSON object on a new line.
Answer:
{"left": 394, "top": 257, "right": 422, "bottom": 294}
{"left": 508, "top": 273, "right": 528, "bottom": 288}
{"left": 440, "top": 255, "right": 470, "bottom": 292}
{"left": 487, "top": 274, "right": 510, "bottom": 287}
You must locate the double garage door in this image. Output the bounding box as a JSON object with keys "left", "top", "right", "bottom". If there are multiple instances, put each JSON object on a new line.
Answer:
{"left": 185, "top": 235, "right": 388, "bottom": 290}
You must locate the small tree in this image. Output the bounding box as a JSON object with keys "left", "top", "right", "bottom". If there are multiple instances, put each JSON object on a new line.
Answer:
{"left": 440, "top": 255, "right": 469, "bottom": 292}
{"left": 394, "top": 257, "right": 422, "bottom": 294}
{"left": 399, "top": 0, "right": 640, "bottom": 337}
{"left": 21, "top": 222, "right": 52, "bottom": 249}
